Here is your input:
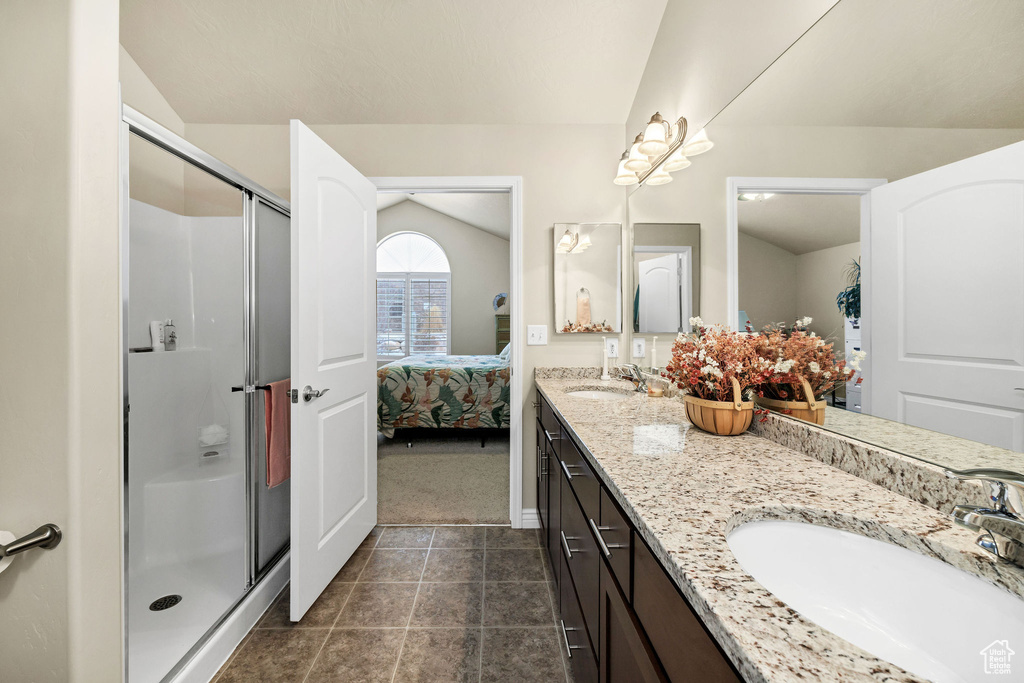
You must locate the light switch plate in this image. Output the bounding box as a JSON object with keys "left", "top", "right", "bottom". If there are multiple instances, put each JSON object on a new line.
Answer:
{"left": 632, "top": 337, "right": 646, "bottom": 359}
{"left": 606, "top": 337, "right": 619, "bottom": 358}
{"left": 527, "top": 325, "right": 548, "bottom": 345}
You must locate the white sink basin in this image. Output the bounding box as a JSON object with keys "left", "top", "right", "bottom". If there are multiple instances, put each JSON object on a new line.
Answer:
{"left": 566, "top": 390, "right": 630, "bottom": 400}
{"left": 728, "top": 520, "right": 1024, "bottom": 682}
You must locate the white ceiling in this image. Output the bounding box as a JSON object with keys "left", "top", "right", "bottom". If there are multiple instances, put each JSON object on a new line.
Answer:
{"left": 377, "top": 192, "right": 510, "bottom": 239}
{"left": 120, "top": 0, "right": 668, "bottom": 125}
{"left": 715, "top": 0, "right": 1024, "bottom": 128}
{"left": 738, "top": 194, "right": 860, "bottom": 254}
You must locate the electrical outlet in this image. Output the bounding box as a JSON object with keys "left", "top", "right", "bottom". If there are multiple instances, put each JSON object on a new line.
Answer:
{"left": 632, "top": 337, "right": 646, "bottom": 359}
{"left": 606, "top": 337, "right": 619, "bottom": 358}
{"left": 527, "top": 325, "right": 547, "bottom": 345}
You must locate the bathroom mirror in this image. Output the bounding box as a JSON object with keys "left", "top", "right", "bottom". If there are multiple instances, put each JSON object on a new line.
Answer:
{"left": 630, "top": 223, "right": 700, "bottom": 334}
{"left": 628, "top": 0, "right": 1024, "bottom": 471}
{"left": 553, "top": 223, "right": 622, "bottom": 333}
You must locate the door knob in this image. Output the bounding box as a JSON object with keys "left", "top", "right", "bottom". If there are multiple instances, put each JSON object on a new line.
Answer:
{"left": 302, "top": 385, "right": 330, "bottom": 402}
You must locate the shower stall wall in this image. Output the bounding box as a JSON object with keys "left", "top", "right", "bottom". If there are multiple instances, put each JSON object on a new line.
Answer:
{"left": 122, "top": 106, "right": 291, "bottom": 683}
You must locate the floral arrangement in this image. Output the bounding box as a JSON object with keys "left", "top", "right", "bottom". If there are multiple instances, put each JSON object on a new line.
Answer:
{"left": 662, "top": 317, "right": 776, "bottom": 402}
{"left": 752, "top": 317, "right": 864, "bottom": 402}
{"left": 561, "top": 319, "right": 614, "bottom": 333}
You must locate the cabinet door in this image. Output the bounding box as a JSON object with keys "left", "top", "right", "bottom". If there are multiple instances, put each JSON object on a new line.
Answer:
{"left": 599, "top": 560, "right": 667, "bottom": 683}
{"left": 537, "top": 419, "right": 549, "bottom": 532}
{"left": 561, "top": 469, "right": 600, "bottom": 646}
{"left": 546, "top": 435, "right": 562, "bottom": 574}
{"left": 560, "top": 547, "right": 598, "bottom": 683}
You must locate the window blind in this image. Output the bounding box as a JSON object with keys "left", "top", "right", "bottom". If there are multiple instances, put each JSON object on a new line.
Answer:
{"left": 376, "top": 278, "right": 407, "bottom": 357}
{"left": 376, "top": 274, "right": 449, "bottom": 358}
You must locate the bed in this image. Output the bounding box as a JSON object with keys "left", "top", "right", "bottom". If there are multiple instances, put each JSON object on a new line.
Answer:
{"left": 376, "top": 354, "right": 511, "bottom": 438}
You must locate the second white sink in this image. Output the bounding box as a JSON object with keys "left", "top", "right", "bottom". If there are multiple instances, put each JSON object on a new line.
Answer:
{"left": 728, "top": 520, "right": 1024, "bottom": 682}
{"left": 566, "top": 390, "right": 630, "bottom": 400}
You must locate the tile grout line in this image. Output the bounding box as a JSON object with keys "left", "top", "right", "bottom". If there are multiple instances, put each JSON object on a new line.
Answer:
{"left": 478, "top": 527, "right": 487, "bottom": 683}
{"left": 389, "top": 526, "right": 434, "bottom": 683}
{"left": 299, "top": 533, "right": 378, "bottom": 683}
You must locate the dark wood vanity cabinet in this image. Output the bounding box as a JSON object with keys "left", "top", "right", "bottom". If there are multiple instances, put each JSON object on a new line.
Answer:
{"left": 536, "top": 392, "right": 742, "bottom": 683}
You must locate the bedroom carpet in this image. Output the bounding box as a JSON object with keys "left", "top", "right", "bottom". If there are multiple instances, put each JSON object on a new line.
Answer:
{"left": 377, "top": 431, "right": 510, "bottom": 525}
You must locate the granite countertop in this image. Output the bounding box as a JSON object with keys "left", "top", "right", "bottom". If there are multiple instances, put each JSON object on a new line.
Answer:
{"left": 534, "top": 375, "right": 1024, "bottom": 683}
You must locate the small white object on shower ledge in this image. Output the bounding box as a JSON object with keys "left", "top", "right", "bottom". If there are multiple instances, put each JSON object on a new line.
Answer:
{"left": 198, "top": 424, "right": 229, "bottom": 447}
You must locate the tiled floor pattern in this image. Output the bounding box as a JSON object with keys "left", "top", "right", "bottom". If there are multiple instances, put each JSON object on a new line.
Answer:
{"left": 214, "top": 526, "right": 575, "bottom": 682}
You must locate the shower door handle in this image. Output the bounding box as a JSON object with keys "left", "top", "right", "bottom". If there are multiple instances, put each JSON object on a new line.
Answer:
{"left": 302, "top": 385, "right": 330, "bottom": 403}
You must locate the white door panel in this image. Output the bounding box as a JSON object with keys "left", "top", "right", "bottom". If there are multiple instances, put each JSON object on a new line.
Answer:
{"left": 290, "top": 120, "right": 377, "bottom": 621}
{"left": 870, "top": 140, "right": 1024, "bottom": 452}
{"left": 638, "top": 252, "right": 681, "bottom": 333}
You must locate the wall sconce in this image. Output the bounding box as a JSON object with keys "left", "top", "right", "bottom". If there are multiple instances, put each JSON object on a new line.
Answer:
{"left": 613, "top": 112, "right": 713, "bottom": 187}
{"left": 556, "top": 227, "right": 579, "bottom": 253}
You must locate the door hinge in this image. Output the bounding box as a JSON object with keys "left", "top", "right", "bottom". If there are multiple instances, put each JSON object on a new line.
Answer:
{"left": 290, "top": 389, "right": 299, "bottom": 404}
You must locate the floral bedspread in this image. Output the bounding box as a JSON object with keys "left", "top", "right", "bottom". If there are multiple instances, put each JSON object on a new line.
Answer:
{"left": 377, "top": 355, "right": 511, "bottom": 437}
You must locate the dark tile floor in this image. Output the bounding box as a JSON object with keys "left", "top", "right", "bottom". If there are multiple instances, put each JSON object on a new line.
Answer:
{"left": 214, "top": 526, "right": 575, "bottom": 682}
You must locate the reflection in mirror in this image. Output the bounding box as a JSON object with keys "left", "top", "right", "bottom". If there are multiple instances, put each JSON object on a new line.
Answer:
{"left": 631, "top": 223, "right": 700, "bottom": 334}
{"left": 553, "top": 223, "right": 622, "bottom": 333}
{"left": 630, "top": 0, "right": 1024, "bottom": 471}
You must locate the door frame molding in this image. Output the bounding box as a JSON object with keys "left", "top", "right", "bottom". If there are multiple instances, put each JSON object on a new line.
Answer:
{"left": 725, "top": 177, "right": 885, "bottom": 411}
{"left": 371, "top": 176, "right": 526, "bottom": 528}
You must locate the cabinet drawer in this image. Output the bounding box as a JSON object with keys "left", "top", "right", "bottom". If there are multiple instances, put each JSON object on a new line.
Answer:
{"left": 559, "top": 549, "right": 598, "bottom": 683}
{"left": 546, "top": 443, "right": 562, "bottom": 578}
{"left": 598, "top": 488, "right": 631, "bottom": 594}
{"left": 560, "top": 469, "right": 600, "bottom": 647}
{"left": 559, "top": 436, "right": 600, "bottom": 523}
{"left": 633, "top": 538, "right": 740, "bottom": 683}
{"left": 539, "top": 395, "right": 561, "bottom": 457}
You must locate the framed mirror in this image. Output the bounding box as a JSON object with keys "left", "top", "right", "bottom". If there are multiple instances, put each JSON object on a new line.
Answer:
{"left": 631, "top": 223, "right": 700, "bottom": 334}
{"left": 553, "top": 223, "right": 622, "bottom": 333}
{"left": 627, "top": 0, "right": 1024, "bottom": 472}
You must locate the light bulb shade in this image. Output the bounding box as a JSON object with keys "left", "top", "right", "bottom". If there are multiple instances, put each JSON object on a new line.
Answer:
{"left": 576, "top": 233, "right": 592, "bottom": 250}
{"left": 557, "top": 229, "right": 577, "bottom": 252}
{"left": 681, "top": 128, "right": 714, "bottom": 156}
{"left": 662, "top": 149, "right": 691, "bottom": 172}
{"left": 646, "top": 168, "right": 673, "bottom": 185}
{"left": 638, "top": 121, "right": 669, "bottom": 156}
{"left": 624, "top": 142, "right": 652, "bottom": 172}
{"left": 613, "top": 158, "right": 639, "bottom": 185}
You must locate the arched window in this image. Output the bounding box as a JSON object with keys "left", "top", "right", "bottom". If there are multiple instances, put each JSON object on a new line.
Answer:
{"left": 376, "top": 232, "right": 451, "bottom": 359}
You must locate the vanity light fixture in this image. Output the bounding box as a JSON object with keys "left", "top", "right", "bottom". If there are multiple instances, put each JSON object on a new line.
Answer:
{"left": 614, "top": 112, "right": 713, "bottom": 187}
{"left": 556, "top": 228, "right": 578, "bottom": 253}
{"left": 738, "top": 192, "right": 775, "bottom": 201}
{"left": 576, "top": 232, "right": 592, "bottom": 251}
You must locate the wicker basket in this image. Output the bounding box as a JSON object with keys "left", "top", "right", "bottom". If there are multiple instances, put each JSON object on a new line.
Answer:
{"left": 755, "top": 377, "right": 825, "bottom": 426}
{"left": 682, "top": 377, "right": 754, "bottom": 436}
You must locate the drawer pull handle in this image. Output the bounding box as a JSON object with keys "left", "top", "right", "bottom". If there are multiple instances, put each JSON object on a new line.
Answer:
{"left": 544, "top": 429, "right": 560, "bottom": 443}
{"left": 560, "top": 530, "right": 578, "bottom": 559}
{"left": 560, "top": 460, "right": 575, "bottom": 480}
{"left": 588, "top": 518, "right": 614, "bottom": 558}
{"left": 559, "top": 619, "right": 584, "bottom": 658}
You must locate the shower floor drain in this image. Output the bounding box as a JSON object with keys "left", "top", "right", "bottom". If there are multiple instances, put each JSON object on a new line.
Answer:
{"left": 149, "top": 595, "right": 182, "bottom": 611}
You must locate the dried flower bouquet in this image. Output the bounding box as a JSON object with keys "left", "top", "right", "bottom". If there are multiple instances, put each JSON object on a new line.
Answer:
{"left": 663, "top": 317, "right": 775, "bottom": 402}
{"left": 752, "top": 317, "right": 864, "bottom": 403}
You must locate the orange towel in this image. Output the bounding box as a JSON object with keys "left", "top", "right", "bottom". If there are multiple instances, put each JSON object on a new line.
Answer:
{"left": 265, "top": 379, "right": 291, "bottom": 488}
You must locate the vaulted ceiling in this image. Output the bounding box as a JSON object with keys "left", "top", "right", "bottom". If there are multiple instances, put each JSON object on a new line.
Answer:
{"left": 377, "top": 192, "right": 510, "bottom": 239}
{"left": 714, "top": 0, "right": 1024, "bottom": 128}
{"left": 739, "top": 194, "right": 861, "bottom": 255}
{"left": 120, "top": 0, "right": 668, "bottom": 125}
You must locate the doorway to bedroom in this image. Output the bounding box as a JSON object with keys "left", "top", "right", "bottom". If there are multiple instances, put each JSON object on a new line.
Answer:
{"left": 373, "top": 182, "right": 518, "bottom": 526}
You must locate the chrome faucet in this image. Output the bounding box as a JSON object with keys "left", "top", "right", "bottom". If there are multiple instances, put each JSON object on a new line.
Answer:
{"left": 616, "top": 364, "right": 648, "bottom": 393}
{"left": 946, "top": 468, "right": 1024, "bottom": 567}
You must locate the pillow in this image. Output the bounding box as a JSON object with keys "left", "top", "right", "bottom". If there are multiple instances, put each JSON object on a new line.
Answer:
{"left": 499, "top": 343, "right": 511, "bottom": 360}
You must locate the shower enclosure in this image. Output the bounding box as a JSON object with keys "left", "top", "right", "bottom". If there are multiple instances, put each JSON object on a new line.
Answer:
{"left": 121, "top": 106, "right": 290, "bottom": 682}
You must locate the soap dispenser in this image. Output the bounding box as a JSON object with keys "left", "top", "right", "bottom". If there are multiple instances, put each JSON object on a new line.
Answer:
{"left": 164, "top": 319, "right": 177, "bottom": 351}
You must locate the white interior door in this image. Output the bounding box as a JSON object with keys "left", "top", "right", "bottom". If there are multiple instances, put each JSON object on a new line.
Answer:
{"left": 869, "top": 140, "right": 1024, "bottom": 451}
{"left": 290, "top": 120, "right": 377, "bottom": 620}
{"left": 638, "top": 252, "right": 681, "bottom": 332}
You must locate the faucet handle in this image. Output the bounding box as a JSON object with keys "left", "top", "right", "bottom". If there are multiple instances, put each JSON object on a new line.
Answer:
{"left": 945, "top": 468, "right": 1024, "bottom": 516}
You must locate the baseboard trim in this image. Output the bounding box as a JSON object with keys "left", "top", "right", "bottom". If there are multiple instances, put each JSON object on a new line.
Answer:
{"left": 169, "top": 552, "right": 289, "bottom": 683}
{"left": 521, "top": 508, "right": 541, "bottom": 529}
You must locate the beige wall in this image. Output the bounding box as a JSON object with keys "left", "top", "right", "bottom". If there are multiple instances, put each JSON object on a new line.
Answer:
{"left": 378, "top": 200, "right": 510, "bottom": 356}
{"left": 796, "top": 241, "right": 860, "bottom": 351}
{"left": 1, "top": 0, "right": 122, "bottom": 680}
{"left": 186, "top": 122, "right": 628, "bottom": 510}
{"left": 628, "top": 124, "right": 1024, "bottom": 362}
{"left": 120, "top": 45, "right": 186, "bottom": 213}
{"left": 738, "top": 232, "right": 798, "bottom": 330}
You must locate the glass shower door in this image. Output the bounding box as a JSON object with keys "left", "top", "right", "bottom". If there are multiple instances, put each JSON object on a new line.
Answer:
{"left": 125, "top": 133, "right": 248, "bottom": 682}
